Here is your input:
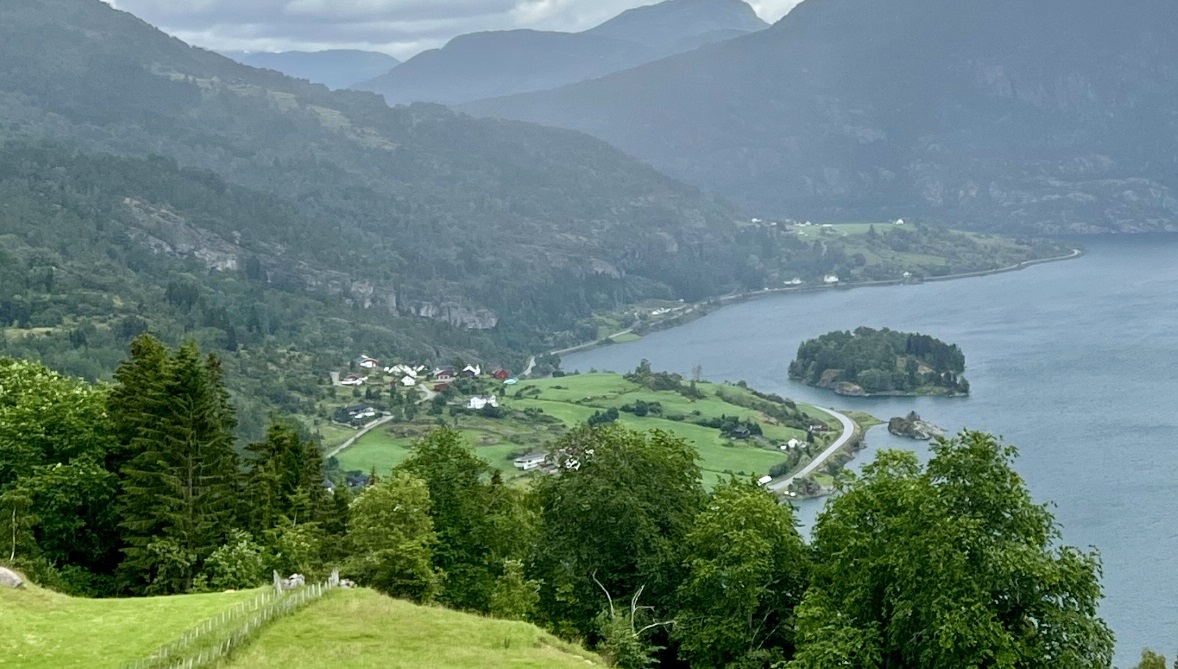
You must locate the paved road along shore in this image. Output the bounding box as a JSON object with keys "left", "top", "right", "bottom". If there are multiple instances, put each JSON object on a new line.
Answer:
{"left": 767, "top": 405, "right": 856, "bottom": 493}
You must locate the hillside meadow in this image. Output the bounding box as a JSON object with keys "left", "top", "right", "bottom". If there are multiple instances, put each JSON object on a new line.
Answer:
{"left": 0, "top": 583, "right": 262, "bottom": 669}
{"left": 336, "top": 372, "right": 849, "bottom": 487}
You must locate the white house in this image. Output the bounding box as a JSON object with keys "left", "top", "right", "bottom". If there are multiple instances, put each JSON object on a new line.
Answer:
{"left": 823, "top": 275, "right": 840, "bottom": 284}
{"left": 467, "top": 396, "right": 499, "bottom": 410}
{"left": 513, "top": 453, "right": 548, "bottom": 471}
{"left": 356, "top": 355, "right": 379, "bottom": 369}
{"left": 339, "top": 375, "right": 367, "bottom": 386}
{"left": 786, "top": 278, "right": 803, "bottom": 286}
{"left": 787, "top": 438, "right": 803, "bottom": 450}
{"left": 400, "top": 375, "right": 417, "bottom": 387}
{"left": 462, "top": 364, "right": 482, "bottom": 378}
{"left": 895, "top": 218, "right": 906, "bottom": 225}
{"left": 390, "top": 364, "right": 418, "bottom": 378}
{"left": 757, "top": 475, "right": 773, "bottom": 486}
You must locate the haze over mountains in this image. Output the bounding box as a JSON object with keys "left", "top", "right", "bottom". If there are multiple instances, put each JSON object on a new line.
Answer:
{"left": 467, "top": 0, "right": 1178, "bottom": 233}
{"left": 356, "top": 0, "right": 768, "bottom": 106}
{"left": 222, "top": 50, "right": 400, "bottom": 90}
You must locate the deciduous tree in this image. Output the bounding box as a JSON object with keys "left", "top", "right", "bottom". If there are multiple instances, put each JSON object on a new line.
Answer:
{"left": 789, "top": 432, "right": 1114, "bottom": 669}
{"left": 673, "top": 479, "right": 810, "bottom": 668}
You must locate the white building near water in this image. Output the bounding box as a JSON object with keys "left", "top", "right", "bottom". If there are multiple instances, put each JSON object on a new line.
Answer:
{"left": 823, "top": 275, "right": 840, "bottom": 284}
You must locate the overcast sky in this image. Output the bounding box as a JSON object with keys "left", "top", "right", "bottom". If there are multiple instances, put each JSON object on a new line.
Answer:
{"left": 105, "top": 0, "right": 802, "bottom": 60}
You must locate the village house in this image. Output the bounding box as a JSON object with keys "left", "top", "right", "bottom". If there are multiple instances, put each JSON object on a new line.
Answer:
{"left": 493, "top": 368, "right": 510, "bottom": 381}
{"left": 467, "top": 396, "right": 499, "bottom": 411}
{"left": 434, "top": 367, "right": 455, "bottom": 381}
{"left": 512, "top": 452, "right": 548, "bottom": 471}
{"left": 339, "top": 374, "right": 367, "bottom": 386}
{"left": 461, "top": 364, "right": 482, "bottom": 379}
{"left": 399, "top": 375, "right": 417, "bottom": 387}
{"left": 355, "top": 355, "right": 379, "bottom": 369}
{"left": 344, "top": 404, "right": 377, "bottom": 420}
{"left": 823, "top": 274, "right": 840, "bottom": 285}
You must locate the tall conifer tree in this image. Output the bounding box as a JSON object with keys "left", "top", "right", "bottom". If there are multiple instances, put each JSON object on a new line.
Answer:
{"left": 116, "top": 341, "right": 241, "bottom": 594}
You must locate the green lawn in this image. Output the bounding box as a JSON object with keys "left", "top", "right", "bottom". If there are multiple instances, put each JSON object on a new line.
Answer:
{"left": 338, "top": 415, "right": 564, "bottom": 482}
{"left": 335, "top": 374, "right": 850, "bottom": 488}
{"left": 224, "top": 588, "right": 601, "bottom": 669}
{"left": 0, "top": 582, "right": 262, "bottom": 669}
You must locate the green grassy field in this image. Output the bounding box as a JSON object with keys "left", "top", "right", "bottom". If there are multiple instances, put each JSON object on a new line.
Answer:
{"left": 337, "top": 373, "right": 850, "bottom": 488}
{"left": 0, "top": 581, "right": 262, "bottom": 669}
{"left": 786, "top": 221, "right": 1068, "bottom": 284}
{"left": 224, "top": 588, "right": 601, "bottom": 669}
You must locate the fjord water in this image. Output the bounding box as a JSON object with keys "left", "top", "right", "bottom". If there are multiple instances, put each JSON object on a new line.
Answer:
{"left": 564, "top": 235, "right": 1178, "bottom": 663}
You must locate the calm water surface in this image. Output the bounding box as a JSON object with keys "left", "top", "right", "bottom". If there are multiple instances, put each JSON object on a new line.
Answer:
{"left": 564, "top": 236, "right": 1178, "bottom": 665}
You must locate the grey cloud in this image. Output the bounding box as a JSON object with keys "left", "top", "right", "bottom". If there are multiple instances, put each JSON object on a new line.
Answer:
{"left": 108, "top": 0, "right": 795, "bottom": 59}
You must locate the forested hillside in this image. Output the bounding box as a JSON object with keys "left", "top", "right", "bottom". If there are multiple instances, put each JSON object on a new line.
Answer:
{"left": 466, "top": 0, "right": 1178, "bottom": 233}
{"left": 0, "top": 0, "right": 766, "bottom": 360}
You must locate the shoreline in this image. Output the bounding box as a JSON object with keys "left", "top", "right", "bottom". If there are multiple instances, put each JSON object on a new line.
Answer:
{"left": 547, "top": 248, "right": 1084, "bottom": 360}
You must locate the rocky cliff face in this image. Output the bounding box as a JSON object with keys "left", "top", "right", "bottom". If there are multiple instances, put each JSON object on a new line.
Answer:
{"left": 121, "top": 198, "right": 498, "bottom": 329}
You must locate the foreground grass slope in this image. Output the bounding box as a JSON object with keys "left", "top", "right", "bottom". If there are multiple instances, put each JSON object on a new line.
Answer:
{"left": 224, "top": 588, "right": 602, "bottom": 669}
{"left": 0, "top": 581, "right": 261, "bottom": 669}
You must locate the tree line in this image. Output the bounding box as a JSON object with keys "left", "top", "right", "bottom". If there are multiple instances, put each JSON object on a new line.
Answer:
{"left": 2, "top": 339, "right": 1118, "bottom": 668}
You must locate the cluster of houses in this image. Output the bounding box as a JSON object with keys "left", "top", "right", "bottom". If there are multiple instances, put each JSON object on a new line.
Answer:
{"left": 333, "top": 355, "right": 514, "bottom": 392}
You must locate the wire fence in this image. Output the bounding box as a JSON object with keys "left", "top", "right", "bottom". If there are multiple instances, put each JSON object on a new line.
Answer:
{"left": 120, "top": 575, "right": 338, "bottom": 669}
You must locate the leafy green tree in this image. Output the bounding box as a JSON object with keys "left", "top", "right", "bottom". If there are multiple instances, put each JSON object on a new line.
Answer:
{"left": 263, "top": 518, "right": 326, "bottom": 579}
{"left": 789, "top": 432, "right": 1114, "bottom": 669}
{"left": 1133, "top": 649, "right": 1168, "bottom": 669}
{"left": 116, "top": 341, "right": 242, "bottom": 594}
{"left": 394, "top": 428, "right": 513, "bottom": 612}
{"left": 345, "top": 472, "right": 441, "bottom": 603}
{"left": 673, "top": 479, "right": 811, "bottom": 668}
{"left": 197, "top": 529, "right": 266, "bottom": 591}
{"left": 0, "top": 358, "right": 121, "bottom": 585}
{"left": 533, "top": 425, "right": 705, "bottom": 640}
{"left": 489, "top": 559, "right": 540, "bottom": 622}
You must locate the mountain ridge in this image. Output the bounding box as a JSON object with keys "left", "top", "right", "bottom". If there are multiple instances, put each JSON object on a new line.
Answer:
{"left": 223, "top": 49, "right": 401, "bottom": 90}
{"left": 355, "top": 0, "right": 767, "bottom": 106}
{"left": 464, "top": 0, "right": 1178, "bottom": 233}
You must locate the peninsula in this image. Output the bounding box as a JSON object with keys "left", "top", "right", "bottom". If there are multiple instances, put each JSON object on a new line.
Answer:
{"left": 789, "top": 327, "right": 969, "bottom": 397}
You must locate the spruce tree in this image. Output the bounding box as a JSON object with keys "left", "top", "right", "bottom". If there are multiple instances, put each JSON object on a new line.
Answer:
{"left": 116, "top": 341, "right": 241, "bottom": 594}
{"left": 243, "top": 422, "right": 328, "bottom": 531}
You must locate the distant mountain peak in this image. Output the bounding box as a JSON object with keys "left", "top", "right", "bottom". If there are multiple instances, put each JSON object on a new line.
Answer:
{"left": 588, "top": 0, "right": 767, "bottom": 52}
{"left": 354, "top": 0, "right": 767, "bottom": 106}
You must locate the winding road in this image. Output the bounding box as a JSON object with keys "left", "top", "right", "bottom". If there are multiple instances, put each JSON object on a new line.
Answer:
{"left": 767, "top": 405, "right": 857, "bottom": 493}
{"left": 325, "top": 415, "right": 395, "bottom": 460}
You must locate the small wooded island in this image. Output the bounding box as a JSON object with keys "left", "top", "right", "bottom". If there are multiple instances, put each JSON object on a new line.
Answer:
{"left": 789, "top": 327, "right": 969, "bottom": 397}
